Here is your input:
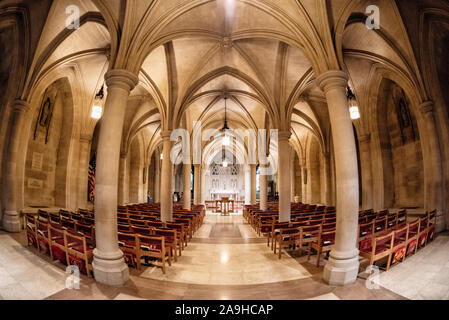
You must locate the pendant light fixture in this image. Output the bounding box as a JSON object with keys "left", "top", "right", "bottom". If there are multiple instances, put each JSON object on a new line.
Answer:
{"left": 347, "top": 86, "right": 360, "bottom": 120}
{"left": 222, "top": 95, "right": 230, "bottom": 146}
{"left": 91, "top": 85, "right": 104, "bottom": 119}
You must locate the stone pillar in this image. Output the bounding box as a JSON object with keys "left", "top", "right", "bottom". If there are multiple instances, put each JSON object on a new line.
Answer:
{"left": 193, "top": 165, "right": 200, "bottom": 205}
{"left": 118, "top": 152, "right": 127, "bottom": 205}
{"left": 2, "top": 100, "right": 30, "bottom": 232}
{"left": 77, "top": 134, "right": 91, "bottom": 210}
{"left": 420, "top": 101, "right": 445, "bottom": 231}
{"left": 290, "top": 153, "right": 296, "bottom": 202}
{"left": 183, "top": 164, "right": 191, "bottom": 210}
{"left": 278, "top": 132, "right": 292, "bottom": 222}
{"left": 92, "top": 69, "right": 138, "bottom": 286}
{"left": 358, "top": 135, "right": 373, "bottom": 210}
{"left": 317, "top": 70, "right": 359, "bottom": 286}
{"left": 154, "top": 152, "right": 161, "bottom": 203}
{"left": 244, "top": 165, "right": 251, "bottom": 205}
{"left": 323, "top": 152, "right": 333, "bottom": 206}
{"left": 300, "top": 158, "right": 307, "bottom": 203}
{"left": 160, "top": 131, "right": 173, "bottom": 222}
{"left": 200, "top": 164, "right": 206, "bottom": 204}
{"left": 260, "top": 164, "right": 268, "bottom": 211}
{"left": 250, "top": 164, "right": 257, "bottom": 205}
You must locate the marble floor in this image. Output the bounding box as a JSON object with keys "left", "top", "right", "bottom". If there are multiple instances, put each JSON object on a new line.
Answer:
{"left": 0, "top": 212, "right": 448, "bottom": 300}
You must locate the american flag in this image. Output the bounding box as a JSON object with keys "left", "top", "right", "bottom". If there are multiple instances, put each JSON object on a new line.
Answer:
{"left": 88, "top": 155, "right": 96, "bottom": 202}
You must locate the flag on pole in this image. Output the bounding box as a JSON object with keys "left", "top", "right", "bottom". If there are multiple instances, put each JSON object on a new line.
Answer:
{"left": 88, "top": 155, "right": 96, "bottom": 202}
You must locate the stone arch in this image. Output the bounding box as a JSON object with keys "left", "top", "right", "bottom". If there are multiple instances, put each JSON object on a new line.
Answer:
{"left": 23, "top": 77, "right": 75, "bottom": 208}
{"left": 375, "top": 78, "right": 424, "bottom": 209}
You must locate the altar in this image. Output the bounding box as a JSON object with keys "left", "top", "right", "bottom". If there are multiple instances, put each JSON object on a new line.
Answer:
{"left": 210, "top": 191, "right": 240, "bottom": 201}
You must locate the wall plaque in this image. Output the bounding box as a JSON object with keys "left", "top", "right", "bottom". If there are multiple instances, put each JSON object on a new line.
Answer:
{"left": 31, "top": 152, "right": 44, "bottom": 171}
{"left": 27, "top": 178, "right": 43, "bottom": 189}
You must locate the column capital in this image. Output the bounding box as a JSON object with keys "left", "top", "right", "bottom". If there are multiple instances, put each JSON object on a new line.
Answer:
{"left": 105, "top": 69, "right": 139, "bottom": 93}
{"left": 316, "top": 70, "right": 349, "bottom": 93}
{"left": 358, "top": 134, "right": 371, "bottom": 143}
{"left": 278, "top": 131, "right": 292, "bottom": 142}
{"left": 161, "top": 130, "right": 172, "bottom": 140}
{"left": 419, "top": 101, "right": 434, "bottom": 115}
{"left": 80, "top": 133, "right": 92, "bottom": 143}
{"left": 11, "top": 99, "right": 31, "bottom": 113}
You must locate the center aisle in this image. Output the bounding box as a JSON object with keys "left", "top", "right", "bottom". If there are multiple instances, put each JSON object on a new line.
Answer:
{"left": 138, "top": 211, "right": 313, "bottom": 285}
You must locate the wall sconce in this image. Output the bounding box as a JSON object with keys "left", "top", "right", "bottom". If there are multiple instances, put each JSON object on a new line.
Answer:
{"left": 347, "top": 86, "right": 360, "bottom": 120}
{"left": 91, "top": 85, "right": 104, "bottom": 119}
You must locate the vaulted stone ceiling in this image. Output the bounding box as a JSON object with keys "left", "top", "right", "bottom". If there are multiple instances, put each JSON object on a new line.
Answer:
{"left": 15, "top": 0, "right": 429, "bottom": 165}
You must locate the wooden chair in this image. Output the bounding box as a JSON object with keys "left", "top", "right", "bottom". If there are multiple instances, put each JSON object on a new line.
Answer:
{"left": 132, "top": 226, "right": 155, "bottom": 237}
{"left": 118, "top": 232, "right": 141, "bottom": 270}
{"left": 275, "top": 227, "right": 301, "bottom": 259}
{"left": 75, "top": 222, "right": 95, "bottom": 246}
{"left": 138, "top": 235, "right": 169, "bottom": 274}
{"left": 25, "top": 214, "right": 38, "bottom": 249}
{"left": 154, "top": 229, "right": 178, "bottom": 262}
{"left": 49, "top": 224, "right": 67, "bottom": 264}
{"left": 61, "top": 218, "right": 76, "bottom": 233}
{"left": 387, "top": 213, "right": 398, "bottom": 229}
{"left": 308, "top": 229, "right": 335, "bottom": 267}
{"left": 65, "top": 231, "right": 94, "bottom": 277}
{"left": 166, "top": 222, "right": 186, "bottom": 251}
{"left": 397, "top": 209, "right": 407, "bottom": 225}
{"left": 374, "top": 217, "right": 387, "bottom": 233}
{"left": 418, "top": 215, "right": 429, "bottom": 248}
{"left": 36, "top": 218, "right": 51, "bottom": 255}
{"left": 298, "top": 225, "right": 322, "bottom": 256}
{"left": 271, "top": 221, "right": 290, "bottom": 251}
{"left": 358, "top": 220, "right": 375, "bottom": 251}
{"left": 389, "top": 225, "right": 408, "bottom": 268}
{"left": 49, "top": 212, "right": 61, "bottom": 224}
{"left": 427, "top": 210, "right": 437, "bottom": 244}
{"left": 359, "top": 231, "right": 394, "bottom": 273}
{"left": 406, "top": 219, "right": 420, "bottom": 256}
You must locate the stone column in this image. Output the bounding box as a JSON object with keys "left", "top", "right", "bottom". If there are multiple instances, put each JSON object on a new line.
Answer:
{"left": 358, "top": 135, "right": 373, "bottom": 210}
{"left": 278, "top": 132, "right": 292, "bottom": 222}
{"left": 300, "top": 158, "right": 307, "bottom": 203}
{"left": 2, "top": 100, "right": 30, "bottom": 232}
{"left": 200, "top": 164, "right": 206, "bottom": 204}
{"left": 77, "top": 134, "right": 91, "bottom": 210}
{"left": 160, "top": 131, "right": 173, "bottom": 222}
{"left": 118, "top": 152, "right": 127, "bottom": 205}
{"left": 317, "top": 70, "right": 359, "bottom": 286}
{"left": 154, "top": 152, "right": 161, "bottom": 203}
{"left": 244, "top": 165, "right": 251, "bottom": 205}
{"left": 183, "top": 164, "right": 191, "bottom": 210}
{"left": 322, "top": 152, "right": 333, "bottom": 206}
{"left": 260, "top": 164, "right": 268, "bottom": 211}
{"left": 290, "top": 153, "right": 296, "bottom": 202}
{"left": 420, "top": 101, "right": 445, "bottom": 231}
{"left": 92, "top": 69, "right": 138, "bottom": 286}
{"left": 193, "top": 165, "right": 201, "bottom": 205}
{"left": 250, "top": 164, "right": 257, "bottom": 205}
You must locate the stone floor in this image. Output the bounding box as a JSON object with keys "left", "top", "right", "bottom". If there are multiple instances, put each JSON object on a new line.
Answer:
{"left": 0, "top": 211, "right": 447, "bottom": 300}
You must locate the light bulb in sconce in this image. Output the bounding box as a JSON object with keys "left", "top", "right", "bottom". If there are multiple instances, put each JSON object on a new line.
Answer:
{"left": 347, "top": 86, "right": 360, "bottom": 120}
{"left": 222, "top": 161, "right": 228, "bottom": 168}
{"left": 349, "top": 106, "right": 361, "bottom": 120}
{"left": 91, "top": 105, "right": 102, "bottom": 119}
{"left": 160, "top": 153, "right": 163, "bottom": 160}
{"left": 222, "top": 135, "right": 230, "bottom": 146}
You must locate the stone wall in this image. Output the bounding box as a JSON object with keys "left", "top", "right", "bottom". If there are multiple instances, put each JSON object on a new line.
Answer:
{"left": 23, "top": 80, "right": 73, "bottom": 207}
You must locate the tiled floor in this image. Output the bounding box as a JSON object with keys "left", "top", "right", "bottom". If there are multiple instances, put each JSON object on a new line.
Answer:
{"left": 0, "top": 212, "right": 447, "bottom": 300}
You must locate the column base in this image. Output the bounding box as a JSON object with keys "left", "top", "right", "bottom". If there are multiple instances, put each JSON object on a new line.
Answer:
{"left": 92, "top": 249, "right": 129, "bottom": 286}
{"left": 323, "top": 250, "right": 360, "bottom": 286}
{"left": 2, "top": 210, "right": 21, "bottom": 233}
